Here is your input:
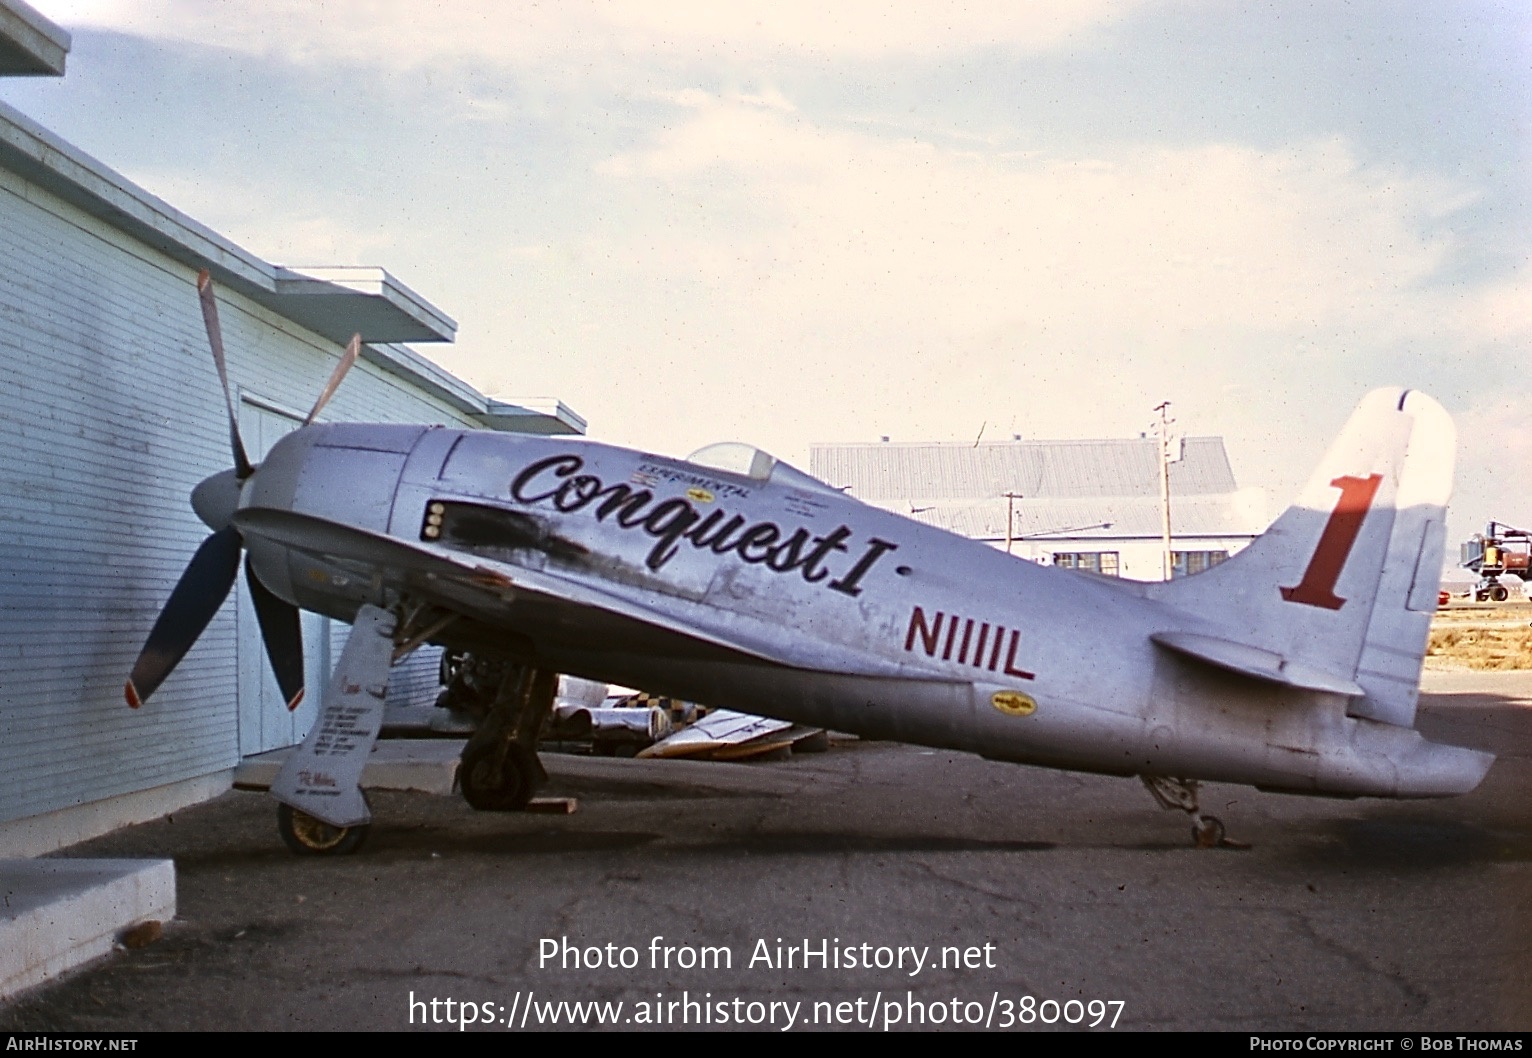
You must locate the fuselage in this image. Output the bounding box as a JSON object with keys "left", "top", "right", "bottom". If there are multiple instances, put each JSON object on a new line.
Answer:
{"left": 237, "top": 422, "right": 1491, "bottom": 800}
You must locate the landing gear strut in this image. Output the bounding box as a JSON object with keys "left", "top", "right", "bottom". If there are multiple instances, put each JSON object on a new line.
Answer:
{"left": 457, "top": 664, "right": 556, "bottom": 811}
{"left": 1139, "top": 775, "right": 1243, "bottom": 849}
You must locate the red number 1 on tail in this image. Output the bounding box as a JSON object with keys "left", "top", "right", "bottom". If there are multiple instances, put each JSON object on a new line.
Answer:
{"left": 1279, "top": 474, "right": 1383, "bottom": 611}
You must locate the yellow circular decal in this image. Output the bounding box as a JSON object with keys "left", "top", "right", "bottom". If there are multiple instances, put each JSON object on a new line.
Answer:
{"left": 686, "top": 487, "right": 715, "bottom": 503}
{"left": 990, "top": 690, "right": 1037, "bottom": 717}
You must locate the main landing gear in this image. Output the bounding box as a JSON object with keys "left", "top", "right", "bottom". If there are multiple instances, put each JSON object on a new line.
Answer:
{"left": 1139, "top": 775, "right": 1246, "bottom": 849}
{"left": 457, "top": 664, "right": 557, "bottom": 811}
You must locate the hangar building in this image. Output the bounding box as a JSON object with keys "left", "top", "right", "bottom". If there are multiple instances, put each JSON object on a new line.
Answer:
{"left": 0, "top": 3, "right": 582, "bottom": 858}
{"left": 810, "top": 435, "right": 1267, "bottom": 581}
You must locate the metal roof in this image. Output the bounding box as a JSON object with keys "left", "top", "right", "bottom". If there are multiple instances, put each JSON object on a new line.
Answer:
{"left": 812, "top": 434, "right": 1262, "bottom": 540}
{"left": 811, "top": 435, "right": 1238, "bottom": 501}
{"left": 898, "top": 491, "right": 1269, "bottom": 541}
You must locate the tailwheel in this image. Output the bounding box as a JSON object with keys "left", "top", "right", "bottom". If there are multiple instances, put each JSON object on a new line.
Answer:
{"left": 1192, "top": 815, "right": 1226, "bottom": 849}
{"left": 277, "top": 800, "right": 370, "bottom": 856}
{"left": 1141, "top": 775, "right": 1247, "bottom": 849}
{"left": 459, "top": 742, "right": 540, "bottom": 811}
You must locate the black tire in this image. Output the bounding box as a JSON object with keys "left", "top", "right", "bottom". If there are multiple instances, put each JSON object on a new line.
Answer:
{"left": 459, "top": 742, "right": 538, "bottom": 811}
{"left": 1493, "top": 584, "right": 1510, "bottom": 602}
{"left": 277, "top": 802, "right": 370, "bottom": 856}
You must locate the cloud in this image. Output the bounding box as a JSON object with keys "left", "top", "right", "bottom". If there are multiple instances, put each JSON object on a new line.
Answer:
{"left": 1461, "top": 272, "right": 1532, "bottom": 344}
{"left": 1454, "top": 396, "right": 1532, "bottom": 531}
{"left": 38, "top": 0, "right": 1153, "bottom": 66}
{"left": 535, "top": 93, "right": 1498, "bottom": 520}
{"left": 592, "top": 95, "right": 1470, "bottom": 359}
{"left": 29, "top": 9, "right": 1508, "bottom": 530}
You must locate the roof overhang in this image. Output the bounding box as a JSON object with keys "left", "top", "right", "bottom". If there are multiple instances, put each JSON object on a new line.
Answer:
{"left": 479, "top": 398, "right": 588, "bottom": 436}
{"left": 0, "top": 0, "right": 68, "bottom": 76}
{"left": 273, "top": 267, "right": 457, "bottom": 345}
{"left": 360, "top": 345, "right": 585, "bottom": 436}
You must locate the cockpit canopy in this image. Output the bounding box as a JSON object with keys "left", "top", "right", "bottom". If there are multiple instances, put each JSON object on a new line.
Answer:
{"left": 685, "top": 441, "right": 776, "bottom": 480}
{"left": 685, "top": 442, "right": 842, "bottom": 495}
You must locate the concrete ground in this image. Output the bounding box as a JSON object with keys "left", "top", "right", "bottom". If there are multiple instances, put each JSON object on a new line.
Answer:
{"left": 1, "top": 670, "right": 1530, "bottom": 1032}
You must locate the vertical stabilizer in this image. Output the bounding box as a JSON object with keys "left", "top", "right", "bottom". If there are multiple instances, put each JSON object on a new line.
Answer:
{"left": 1147, "top": 389, "right": 1453, "bottom": 727}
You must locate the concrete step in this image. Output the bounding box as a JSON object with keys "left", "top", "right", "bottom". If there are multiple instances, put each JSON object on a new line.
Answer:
{"left": 0, "top": 858, "right": 175, "bottom": 1002}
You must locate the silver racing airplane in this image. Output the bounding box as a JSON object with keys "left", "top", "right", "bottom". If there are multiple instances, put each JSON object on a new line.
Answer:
{"left": 125, "top": 273, "right": 1491, "bottom": 852}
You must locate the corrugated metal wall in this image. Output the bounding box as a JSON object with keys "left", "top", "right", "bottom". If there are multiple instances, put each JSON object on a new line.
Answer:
{"left": 0, "top": 163, "right": 464, "bottom": 826}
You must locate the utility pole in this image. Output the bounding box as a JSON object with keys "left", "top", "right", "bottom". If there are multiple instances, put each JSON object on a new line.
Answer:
{"left": 1003, "top": 492, "right": 1023, "bottom": 554}
{"left": 1154, "top": 401, "right": 1174, "bottom": 580}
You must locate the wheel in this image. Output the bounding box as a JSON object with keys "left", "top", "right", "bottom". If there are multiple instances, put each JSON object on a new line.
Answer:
{"left": 459, "top": 742, "right": 538, "bottom": 811}
{"left": 277, "top": 802, "right": 370, "bottom": 855}
{"left": 1492, "top": 584, "right": 1510, "bottom": 602}
{"left": 1192, "top": 815, "right": 1225, "bottom": 848}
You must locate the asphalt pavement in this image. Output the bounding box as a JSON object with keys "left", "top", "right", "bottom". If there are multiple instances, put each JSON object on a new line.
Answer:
{"left": 1, "top": 670, "right": 1530, "bottom": 1032}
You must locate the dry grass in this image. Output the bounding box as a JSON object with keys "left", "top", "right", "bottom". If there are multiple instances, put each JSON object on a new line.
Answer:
{"left": 1426, "top": 601, "right": 1532, "bottom": 670}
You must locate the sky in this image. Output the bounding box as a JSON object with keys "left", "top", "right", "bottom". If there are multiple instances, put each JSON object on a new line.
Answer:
{"left": 5, "top": 1, "right": 1530, "bottom": 565}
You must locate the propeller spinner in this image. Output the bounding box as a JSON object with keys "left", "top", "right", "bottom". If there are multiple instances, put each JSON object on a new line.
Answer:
{"left": 124, "top": 271, "right": 361, "bottom": 711}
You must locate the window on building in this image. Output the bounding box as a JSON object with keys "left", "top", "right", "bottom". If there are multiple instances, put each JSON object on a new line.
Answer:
{"left": 1171, "top": 550, "right": 1229, "bottom": 578}
{"left": 1053, "top": 552, "right": 1120, "bottom": 577}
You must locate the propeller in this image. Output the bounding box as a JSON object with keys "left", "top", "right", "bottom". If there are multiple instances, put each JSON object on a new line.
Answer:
{"left": 125, "top": 270, "right": 361, "bottom": 711}
{"left": 305, "top": 332, "right": 361, "bottom": 427}
{"left": 197, "top": 270, "right": 253, "bottom": 480}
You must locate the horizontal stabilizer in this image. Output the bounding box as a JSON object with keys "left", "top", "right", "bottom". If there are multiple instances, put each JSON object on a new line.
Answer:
{"left": 1150, "top": 631, "right": 1364, "bottom": 697}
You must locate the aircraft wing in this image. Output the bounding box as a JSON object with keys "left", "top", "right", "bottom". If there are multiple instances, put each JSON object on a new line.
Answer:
{"left": 233, "top": 506, "right": 892, "bottom": 676}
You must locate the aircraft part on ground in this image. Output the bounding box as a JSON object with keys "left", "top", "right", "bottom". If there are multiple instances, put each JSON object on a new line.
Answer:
{"left": 638, "top": 709, "right": 795, "bottom": 760}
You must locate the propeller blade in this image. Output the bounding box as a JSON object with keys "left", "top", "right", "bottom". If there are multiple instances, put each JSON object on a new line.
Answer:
{"left": 303, "top": 332, "right": 362, "bottom": 427}
{"left": 125, "top": 526, "right": 243, "bottom": 707}
{"left": 197, "top": 270, "right": 255, "bottom": 479}
{"left": 245, "top": 556, "right": 306, "bottom": 711}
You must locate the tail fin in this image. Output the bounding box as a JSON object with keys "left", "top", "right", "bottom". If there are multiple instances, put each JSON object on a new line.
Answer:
{"left": 1147, "top": 388, "right": 1453, "bottom": 727}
